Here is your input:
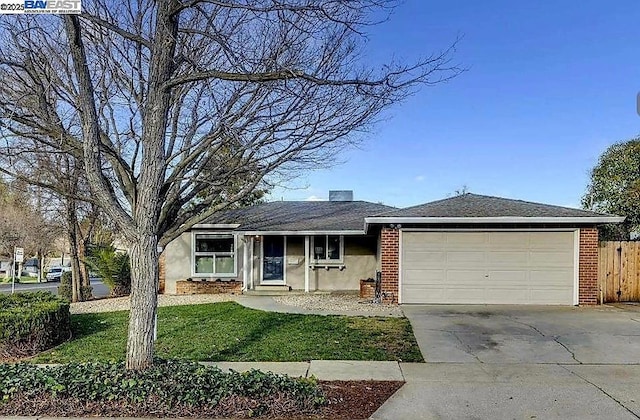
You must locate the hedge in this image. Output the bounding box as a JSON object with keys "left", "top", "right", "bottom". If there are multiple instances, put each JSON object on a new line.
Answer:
{"left": 0, "top": 292, "right": 70, "bottom": 359}
{"left": 0, "top": 360, "right": 325, "bottom": 409}
{"left": 57, "top": 272, "right": 93, "bottom": 302}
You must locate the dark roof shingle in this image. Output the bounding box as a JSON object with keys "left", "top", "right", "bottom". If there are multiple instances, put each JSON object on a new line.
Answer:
{"left": 204, "top": 201, "right": 395, "bottom": 232}
{"left": 374, "top": 193, "right": 616, "bottom": 218}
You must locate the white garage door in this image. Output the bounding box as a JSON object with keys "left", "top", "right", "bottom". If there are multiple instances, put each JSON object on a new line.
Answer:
{"left": 400, "top": 231, "right": 576, "bottom": 305}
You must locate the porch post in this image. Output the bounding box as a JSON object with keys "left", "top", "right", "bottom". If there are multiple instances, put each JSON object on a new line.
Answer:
{"left": 304, "top": 235, "right": 310, "bottom": 293}
{"left": 242, "top": 235, "right": 249, "bottom": 290}
{"left": 248, "top": 236, "right": 254, "bottom": 290}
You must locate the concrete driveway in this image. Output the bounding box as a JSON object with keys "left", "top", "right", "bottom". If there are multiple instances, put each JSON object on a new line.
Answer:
{"left": 403, "top": 304, "right": 640, "bottom": 365}
{"left": 373, "top": 305, "right": 640, "bottom": 419}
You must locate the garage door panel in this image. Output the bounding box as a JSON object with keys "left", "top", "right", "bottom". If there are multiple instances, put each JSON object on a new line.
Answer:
{"left": 446, "top": 233, "right": 486, "bottom": 245}
{"left": 444, "top": 287, "right": 490, "bottom": 303}
{"left": 402, "top": 287, "right": 446, "bottom": 304}
{"left": 529, "top": 269, "right": 573, "bottom": 285}
{"left": 529, "top": 232, "right": 573, "bottom": 248}
{"left": 484, "top": 288, "right": 530, "bottom": 304}
{"left": 400, "top": 231, "right": 576, "bottom": 305}
{"left": 529, "top": 289, "right": 573, "bottom": 304}
{"left": 486, "top": 270, "right": 528, "bottom": 282}
{"left": 403, "top": 251, "right": 445, "bottom": 265}
{"left": 403, "top": 232, "right": 444, "bottom": 247}
{"left": 446, "top": 270, "right": 489, "bottom": 284}
{"left": 529, "top": 251, "right": 573, "bottom": 266}
{"left": 447, "top": 251, "right": 485, "bottom": 264}
{"left": 486, "top": 251, "right": 529, "bottom": 265}
{"left": 403, "top": 269, "right": 445, "bottom": 284}
{"left": 488, "top": 232, "right": 530, "bottom": 249}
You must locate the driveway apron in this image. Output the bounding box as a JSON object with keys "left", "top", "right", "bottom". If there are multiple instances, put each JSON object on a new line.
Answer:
{"left": 371, "top": 305, "right": 640, "bottom": 419}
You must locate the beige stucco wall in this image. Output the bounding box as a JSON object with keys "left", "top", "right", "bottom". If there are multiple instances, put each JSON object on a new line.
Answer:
{"left": 285, "top": 235, "right": 378, "bottom": 291}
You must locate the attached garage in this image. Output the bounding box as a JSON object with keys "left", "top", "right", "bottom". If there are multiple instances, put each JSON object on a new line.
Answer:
{"left": 366, "top": 193, "right": 624, "bottom": 306}
{"left": 400, "top": 231, "right": 577, "bottom": 305}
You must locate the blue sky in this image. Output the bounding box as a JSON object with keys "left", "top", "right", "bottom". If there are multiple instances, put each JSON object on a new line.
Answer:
{"left": 267, "top": 0, "right": 639, "bottom": 208}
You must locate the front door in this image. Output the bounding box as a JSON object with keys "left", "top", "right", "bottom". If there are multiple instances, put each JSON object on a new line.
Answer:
{"left": 262, "top": 236, "right": 285, "bottom": 284}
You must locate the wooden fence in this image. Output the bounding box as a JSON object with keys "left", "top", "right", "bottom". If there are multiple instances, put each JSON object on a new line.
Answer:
{"left": 598, "top": 241, "right": 640, "bottom": 303}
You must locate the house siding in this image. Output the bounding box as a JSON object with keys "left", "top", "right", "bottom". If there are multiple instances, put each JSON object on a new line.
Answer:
{"left": 578, "top": 227, "right": 599, "bottom": 305}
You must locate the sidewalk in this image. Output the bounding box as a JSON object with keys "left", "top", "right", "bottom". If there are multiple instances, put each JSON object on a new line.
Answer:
{"left": 203, "top": 360, "right": 405, "bottom": 381}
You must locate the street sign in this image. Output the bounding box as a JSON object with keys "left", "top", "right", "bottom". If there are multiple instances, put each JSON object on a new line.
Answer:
{"left": 14, "top": 247, "right": 24, "bottom": 263}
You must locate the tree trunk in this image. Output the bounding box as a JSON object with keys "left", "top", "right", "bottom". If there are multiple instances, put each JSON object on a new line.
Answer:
{"left": 77, "top": 234, "right": 91, "bottom": 299}
{"left": 66, "top": 198, "right": 80, "bottom": 302}
{"left": 125, "top": 0, "right": 177, "bottom": 370}
{"left": 37, "top": 249, "right": 42, "bottom": 282}
{"left": 68, "top": 226, "right": 80, "bottom": 303}
{"left": 70, "top": 249, "right": 81, "bottom": 302}
{"left": 126, "top": 233, "right": 159, "bottom": 370}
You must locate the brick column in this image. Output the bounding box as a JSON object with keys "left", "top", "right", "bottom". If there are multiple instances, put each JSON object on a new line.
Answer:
{"left": 380, "top": 227, "right": 400, "bottom": 304}
{"left": 578, "top": 227, "right": 598, "bottom": 305}
{"left": 158, "top": 252, "right": 166, "bottom": 294}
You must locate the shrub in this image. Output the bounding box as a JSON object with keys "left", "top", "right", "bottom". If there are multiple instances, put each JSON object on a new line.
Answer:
{"left": 0, "top": 292, "right": 70, "bottom": 359}
{"left": 87, "top": 246, "right": 131, "bottom": 297}
{"left": 0, "top": 360, "right": 325, "bottom": 410}
{"left": 57, "top": 271, "right": 92, "bottom": 302}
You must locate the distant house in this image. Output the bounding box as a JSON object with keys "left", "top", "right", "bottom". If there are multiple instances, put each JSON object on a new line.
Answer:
{"left": 23, "top": 258, "right": 39, "bottom": 277}
{"left": 160, "top": 192, "right": 623, "bottom": 306}
{"left": 0, "top": 260, "right": 11, "bottom": 278}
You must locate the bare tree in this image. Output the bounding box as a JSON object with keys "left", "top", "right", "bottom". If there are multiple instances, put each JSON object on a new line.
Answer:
{"left": 0, "top": 179, "right": 60, "bottom": 278}
{"left": 0, "top": 1, "right": 461, "bottom": 369}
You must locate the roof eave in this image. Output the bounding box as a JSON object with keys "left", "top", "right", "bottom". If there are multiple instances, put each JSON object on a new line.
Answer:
{"left": 192, "top": 223, "right": 241, "bottom": 229}
{"left": 238, "top": 230, "right": 366, "bottom": 236}
{"left": 364, "top": 216, "right": 626, "bottom": 228}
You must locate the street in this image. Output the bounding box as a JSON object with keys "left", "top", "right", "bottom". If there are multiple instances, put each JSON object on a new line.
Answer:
{"left": 0, "top": 278, "right": 110, "bottom": 298}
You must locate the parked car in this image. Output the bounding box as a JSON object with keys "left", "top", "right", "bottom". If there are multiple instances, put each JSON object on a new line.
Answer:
{"left": 45, "top": 266, "right": 70, "bottom": 282}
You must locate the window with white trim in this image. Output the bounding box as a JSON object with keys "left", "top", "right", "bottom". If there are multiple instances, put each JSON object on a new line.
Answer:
{"left": 194, "top": 233, "right": 236, "bottom": 275}
{"left": 312, "top": 235, "right": 343, "bottom": 262}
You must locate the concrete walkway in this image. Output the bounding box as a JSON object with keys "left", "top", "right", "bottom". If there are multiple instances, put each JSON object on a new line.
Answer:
{"left": 203, "top": 360, "right": 405, "bottom": 381}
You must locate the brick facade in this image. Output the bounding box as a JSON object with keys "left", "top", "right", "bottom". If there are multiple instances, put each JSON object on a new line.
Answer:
{"left": 158, "top": 252, "right": 166, "bottom": 294}
{"left": 578, "top": 227, "right": 599, "bottom": 305}
{"left": 176, "top": 279, "right": 242, "bottom": 295}
{"left": 379, "top": 226, "right": 601, "bottom": 306}
{"left": 380, "top": 227, "right": 399, "bottom": 304}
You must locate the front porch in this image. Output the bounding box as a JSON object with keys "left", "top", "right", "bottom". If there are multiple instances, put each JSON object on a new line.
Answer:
{"left": 160, "top": 232, "right": 379, "bottom": 296}
{"left": 239, "top": 234, "right": 377, "bottom": 294}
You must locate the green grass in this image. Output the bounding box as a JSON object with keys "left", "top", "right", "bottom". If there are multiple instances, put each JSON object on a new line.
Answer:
{"left": 0, "top": 276, "right": 41, "bottom": 284}
{"left": 33, "top": 302, "right": 423, "bottom": 363}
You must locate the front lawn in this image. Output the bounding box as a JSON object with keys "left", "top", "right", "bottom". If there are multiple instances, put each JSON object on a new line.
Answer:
{"left": 34, "top": 302, "right": 423, "bottom": 363}
{"left": 0, "top": 276, "right": 41, "bottom": 284}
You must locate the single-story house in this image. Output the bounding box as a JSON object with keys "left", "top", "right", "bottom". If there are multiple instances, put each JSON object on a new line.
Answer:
{"left": 160, "top": 192, "right": 623, "bottom": 305}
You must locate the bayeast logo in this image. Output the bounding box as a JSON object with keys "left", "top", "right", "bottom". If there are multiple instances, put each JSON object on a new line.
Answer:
{"left": 24, "top": 0, "right": 80, "bottom": 13}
